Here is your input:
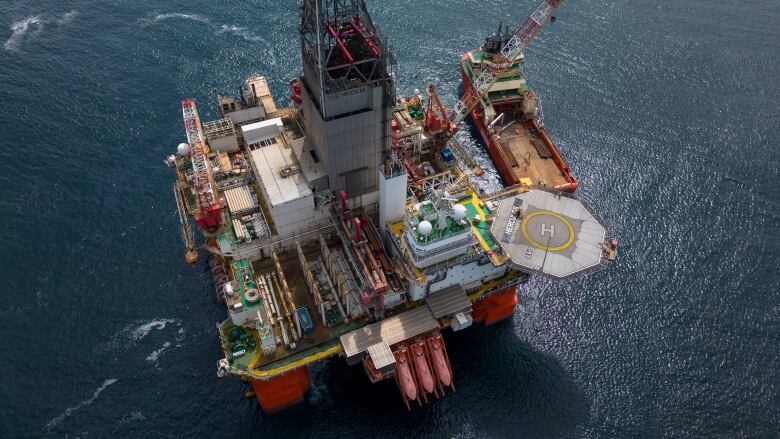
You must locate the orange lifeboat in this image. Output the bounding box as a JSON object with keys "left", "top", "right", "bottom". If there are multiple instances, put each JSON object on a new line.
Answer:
{"left": 394, "top": 349, "right": 417, "bottom": 409}
{"left": 411, "top": 342, "right": 436, "bottom": 398}
{"left": 427, "top": 335, "right": 453, "bottom": 390}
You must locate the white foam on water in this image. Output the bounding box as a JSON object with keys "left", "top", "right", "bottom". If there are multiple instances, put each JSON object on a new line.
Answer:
{"left": 95, "top": 319, "right": 179, "bottom": 354}
{"left": 140, "top": 12, "right": 276, "bottom": 63}
{"left": 454, "top": 130, "right": 503, "bottom": 195}
{"left": 143, "top": 13, "right": 210, "bottom": 25}
{"left": 44, "top": 378, "right": 118, "bottom": 432}
{"left": 4, "top": 16, "right": 42, "bottom": 51}
{"left": 215, "top": 24, "right": 266, "bottom": 43}
{"left": 130, "top": 318, "right": 175, "bottom": 341}
{"left": 116, "top": 410, "right": 145, "bottom": 427}
{"left": 55, "top": 11, "right": 78, "bottom": 25}
{"left": 4, "top": 11, "right": 77, "bottom": 51}
{"left": 146, "top": 341, "right": 171, "bottom": 362}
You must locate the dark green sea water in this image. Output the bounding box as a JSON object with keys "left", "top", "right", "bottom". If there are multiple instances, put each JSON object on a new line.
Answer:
{"left": 1, "top": 1, "right": 778, "bottom": 437}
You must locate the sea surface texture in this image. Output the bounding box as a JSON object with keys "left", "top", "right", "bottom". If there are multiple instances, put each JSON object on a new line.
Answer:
{"left": 1, "top": 1, "right": 778, "bottom": 437}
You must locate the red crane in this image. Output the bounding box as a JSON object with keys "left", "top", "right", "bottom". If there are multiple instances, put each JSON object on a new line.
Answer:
{"left": 182, "top": 99, "right": 223, "bottom": 233}
{"left": 423, "top": 84, "right": 455, "bottom": 136}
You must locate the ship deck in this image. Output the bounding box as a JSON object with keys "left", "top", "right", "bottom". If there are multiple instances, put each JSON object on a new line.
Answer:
{"left": 219, "top": 244, "right": 368, "bottom": 376}
{"left": 458, "top": 192, "right": 509, "bottom": 265}
{"left": 498, "top": 121, "right": 568, "bottom": 188}
{"left": 462, "top": 51, "right": 574, "bottom": 191}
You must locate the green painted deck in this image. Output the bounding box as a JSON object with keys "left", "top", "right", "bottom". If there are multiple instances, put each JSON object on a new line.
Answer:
{"left": 233, "top": 258, "right": 262, "bottom": 309}
{"left": 459, "top": 195, "right": 498, "bottom": 251}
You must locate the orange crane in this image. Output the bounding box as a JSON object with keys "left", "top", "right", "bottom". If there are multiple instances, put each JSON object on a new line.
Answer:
{"left": 423, "top": 84, "right": 455, "bottom": 136}
{"left": 181, "top": 99, "right": 223, "bottom": 233}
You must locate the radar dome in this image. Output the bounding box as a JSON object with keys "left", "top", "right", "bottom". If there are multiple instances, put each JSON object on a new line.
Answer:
{"left": 418, "top": 221, "right": 433, "bottom": 236}
{"left": 452, "top": 204, "right": 468, "bottom": 221}
{"left": 177, "top": 143, "right": 189, "bottom": 156}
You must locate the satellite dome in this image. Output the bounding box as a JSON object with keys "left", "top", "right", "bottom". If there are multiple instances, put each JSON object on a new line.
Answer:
{"left": 418, "top": 220, "right": 433, "bottom": 236}
{"left": 177, "top": 143, "right": 189, "bottom": 156}
{"left": 452, "top": 204, "right": 468, "bottom": 221}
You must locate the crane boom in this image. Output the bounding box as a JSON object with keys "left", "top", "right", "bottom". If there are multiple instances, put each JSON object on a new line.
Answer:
{"left": 448, "top": 0, "right": 562, "bottom": 125}
{"left": 182, "top": 99, "right": 222, "bottom": 232}
{"left": 424, "top": 84, "right": 453, "bottom": 135}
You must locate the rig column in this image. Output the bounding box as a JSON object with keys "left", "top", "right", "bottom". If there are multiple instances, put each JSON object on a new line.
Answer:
{"left": 250, "top": 367, "right": 311, "bottom": 413}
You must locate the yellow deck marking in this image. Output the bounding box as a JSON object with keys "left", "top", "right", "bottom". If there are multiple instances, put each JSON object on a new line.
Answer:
{"left": 520, "top": 210, "right": 575, "bottom": 252}
{"left": 459, "top": 192, "right": 508, "bottom": 265}
{"left": 247, "top": 344, "right": 343, "bottom": 379}
{"left": 247, "top": 332, "right": 262, "bottom": 370}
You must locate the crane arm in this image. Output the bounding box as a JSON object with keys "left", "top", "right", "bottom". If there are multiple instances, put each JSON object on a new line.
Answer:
{"left": 182, "top": 99, "right": 217, "bottom": 211}
{"left": 448, "top": 0, "right": 562, "bottom": 125}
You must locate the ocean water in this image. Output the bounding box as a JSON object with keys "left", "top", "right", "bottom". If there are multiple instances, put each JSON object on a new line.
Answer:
{"left": 1, "top": 0, "right": 778, "bottom": 437}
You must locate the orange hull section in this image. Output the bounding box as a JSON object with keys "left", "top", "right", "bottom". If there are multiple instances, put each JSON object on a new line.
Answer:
{"left": 251, "top": 367, "right": 310, "bottom": 413}
{"left": 472, "top": 286, "right": 519, "bottom": 325}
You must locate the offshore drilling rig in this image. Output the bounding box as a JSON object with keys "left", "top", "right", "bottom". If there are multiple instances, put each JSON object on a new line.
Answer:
{"left": 166, "top": 0, "right": 618, "bottom": 412}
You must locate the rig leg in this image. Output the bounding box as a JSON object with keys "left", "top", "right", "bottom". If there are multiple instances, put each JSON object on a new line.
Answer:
{"left": 472, "top": 286, "right": 518, "bottom": 325}
{"left": 185, "top": 248, "right": 198, "bottom": 264}
{"left": 250, "top": 367, "right": 310, "bottom": 413}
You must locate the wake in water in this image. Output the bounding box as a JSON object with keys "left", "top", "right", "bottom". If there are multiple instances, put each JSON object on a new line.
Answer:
{"left": 144, "top": 13, "right": 210, "bottom": 24}
{"left": 215, "top": 24, "right": 269, "bottom": 43}
{"left": 146, "top": 341, "right": 171, "bottom": 363}
{"left": 454, "top": 130, "right": 503, "bottom": 194}
{"left": 130, "top": 318, "right": 175, "bottom": 341}
{"left": 140, "top": 12, "right": 274, "bottom": 59}
{"left": 44, "top": 378, "right": 118, "bottom": 432}
{"left": 4, "top": 11, "right": 77, "bottom": 51}
{"left": 116, "top": 410, "right": 145, "bottom": 427}
{"left": 95, "top": 318, "right": 178, "bottom": 354}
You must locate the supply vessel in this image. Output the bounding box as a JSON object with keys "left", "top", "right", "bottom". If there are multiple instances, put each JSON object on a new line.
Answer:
{"left": 166, "top": 0, "right": 617, "bottom": 413}
{"left": 461, "top": 24, "right": 577, "bottom": 190}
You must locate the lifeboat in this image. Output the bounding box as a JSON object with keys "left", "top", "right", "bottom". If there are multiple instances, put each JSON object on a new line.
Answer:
{"left": 394, "top": 348, "right": 418, "bottom": 410}
{"left": 426, "top": 334, "right": 454, "bottom": 391}
{"left": 411, "top": 342, "right": 436, "bottom": 398}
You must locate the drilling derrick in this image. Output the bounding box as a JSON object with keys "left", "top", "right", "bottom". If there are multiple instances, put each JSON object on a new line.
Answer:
{"left": 298, "top": 0, "right": 395, "bottom": 200}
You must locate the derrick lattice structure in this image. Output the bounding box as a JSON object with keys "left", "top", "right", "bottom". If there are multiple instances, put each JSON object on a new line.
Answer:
{"left": 297, "top": 0, "right": 396, "bottom": 196}
{"left": 299, "top": 0, "right": 394, "bottom": 99}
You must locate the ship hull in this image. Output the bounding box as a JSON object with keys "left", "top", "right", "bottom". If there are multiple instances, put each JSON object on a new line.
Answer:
{"left": 460, "top": 56, "right": 578, "bottom": 192}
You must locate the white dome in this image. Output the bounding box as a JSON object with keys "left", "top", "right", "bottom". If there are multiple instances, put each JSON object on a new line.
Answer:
{"left": 418, "top": 221, "right": 433, "bottom": 236}
{"left": 177, "top": 143, "right": 189, "bottom": 156}
{"left": 452, "top": 204, "right": 468, "bottom": 221}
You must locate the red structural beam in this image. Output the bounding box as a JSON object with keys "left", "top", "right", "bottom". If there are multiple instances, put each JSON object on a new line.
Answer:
{"left": 350, "top": 17, "right": 381, "bottom": 58}
{"left": 326, "top": 22, "right": 354, "bottom": 64}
